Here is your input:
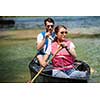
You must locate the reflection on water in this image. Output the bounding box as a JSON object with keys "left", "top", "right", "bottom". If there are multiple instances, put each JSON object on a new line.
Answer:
{"left": 0, "top": 16, "right": 100, "bottom": 34}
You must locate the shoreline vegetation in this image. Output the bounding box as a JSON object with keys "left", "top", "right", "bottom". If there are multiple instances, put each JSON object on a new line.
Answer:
{"left": 0, "top": 29, "right": 100, "bottom": 83}
{"left": 0, "top": 29, "right": 100, "bottom": 39}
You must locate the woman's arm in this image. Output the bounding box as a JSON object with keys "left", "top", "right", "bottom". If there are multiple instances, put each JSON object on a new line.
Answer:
{"left": 60, "top": 42, "right": 77, "bottom": 58}
{"left": 68, "top": 48, "right": 77, "bottom": 58}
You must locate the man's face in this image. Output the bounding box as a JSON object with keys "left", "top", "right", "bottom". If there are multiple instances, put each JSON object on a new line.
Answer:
{"left": 45, "top": 21, "right": 54, "bottom": 33}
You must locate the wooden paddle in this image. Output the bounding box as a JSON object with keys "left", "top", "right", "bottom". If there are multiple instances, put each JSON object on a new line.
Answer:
{"left": 29, "top": 45, "right": 63, "bottom": 83}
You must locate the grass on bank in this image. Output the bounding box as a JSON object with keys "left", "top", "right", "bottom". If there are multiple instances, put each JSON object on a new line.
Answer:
{"left": 0, "top": 29, "right": 100, "bottom": 82}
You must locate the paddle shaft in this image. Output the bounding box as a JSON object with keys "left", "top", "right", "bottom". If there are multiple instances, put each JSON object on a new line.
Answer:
{"left": 30, "top": 67, "right": 44, "bottom": 83}
{"left": 30, "top": 46, "right": 63, "bottom": 83}
{"left": 51, "top": 46, "right": 62, "bottom": 60}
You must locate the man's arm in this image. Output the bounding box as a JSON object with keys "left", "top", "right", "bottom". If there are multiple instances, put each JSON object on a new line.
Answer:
{"left": 37, "top": 37, "right": 46, "bottom": 50}
{"left": 37, "top": 54, "right": 49, "bottom": 67}
{"left": 40, "top": 44, "right": 51, "bottom": 67}
{"left": 37, "top": 32, "right": 51, "bottom": 50}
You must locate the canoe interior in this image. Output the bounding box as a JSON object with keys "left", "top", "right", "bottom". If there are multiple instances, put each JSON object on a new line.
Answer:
{"left": 29, "top": 59, "right": 90, "bottom": 83}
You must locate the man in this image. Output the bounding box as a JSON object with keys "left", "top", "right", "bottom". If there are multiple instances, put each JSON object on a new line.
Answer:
{"left": 36, "top": 17, "right": 55, "bottom": 67}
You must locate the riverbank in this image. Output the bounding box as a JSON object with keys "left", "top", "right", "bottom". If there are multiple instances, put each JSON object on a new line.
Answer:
{"left": 69, "top": 26, "right": 100, "bottom": 34}
{"left": 0, "top": 29, "right": 100, "bottom": 40}
{"left": 0, "top": 29, "right": 42, "bottom": 40}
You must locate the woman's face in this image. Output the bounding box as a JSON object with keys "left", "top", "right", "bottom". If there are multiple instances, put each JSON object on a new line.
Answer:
{"left": 57, "top": 27, "right": 68, "bottom": 42}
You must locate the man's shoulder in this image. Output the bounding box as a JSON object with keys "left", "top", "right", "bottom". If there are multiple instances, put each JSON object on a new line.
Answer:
{"left": 40, "top": 31, "right": 46, "bottom": 37}
{"left": 37, "top": 31, "right": 45, "bottom": 37}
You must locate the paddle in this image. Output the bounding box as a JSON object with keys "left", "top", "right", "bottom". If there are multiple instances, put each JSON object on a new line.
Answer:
{"left": 29, "top": 45, "right": 63, "bottom": 83}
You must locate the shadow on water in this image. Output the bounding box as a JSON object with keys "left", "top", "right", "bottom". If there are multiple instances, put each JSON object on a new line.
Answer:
{"left": 0, "top": 35, "right": 11, "bottom": 39}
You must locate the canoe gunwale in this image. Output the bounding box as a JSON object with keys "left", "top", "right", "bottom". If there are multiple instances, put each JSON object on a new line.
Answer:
{"left": 29, "top": 59, "right": 90, "bottom": 83}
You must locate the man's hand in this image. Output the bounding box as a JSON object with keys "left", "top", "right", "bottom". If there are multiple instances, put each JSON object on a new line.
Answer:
{"left": 41, "top": 61, "right": 48, "bottom": 68}
{"left": 45, "top": 31, "right": 52, "bottom": 38}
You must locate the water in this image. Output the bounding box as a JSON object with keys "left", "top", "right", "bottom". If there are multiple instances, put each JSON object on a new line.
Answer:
{"left": 14, "top": 16, "right": 100, "bottom": 29}
{"left": 1, "top": 16, "right": 100, "bottom": 34}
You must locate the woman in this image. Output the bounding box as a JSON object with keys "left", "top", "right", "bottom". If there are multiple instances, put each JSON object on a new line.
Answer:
{"left": 51, "top": 25, "right": 87, "bottom": 79}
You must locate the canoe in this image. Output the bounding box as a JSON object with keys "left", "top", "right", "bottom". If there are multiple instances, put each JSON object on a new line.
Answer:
{"left": 29, "top": 58, "right": 90, "bottom": 83}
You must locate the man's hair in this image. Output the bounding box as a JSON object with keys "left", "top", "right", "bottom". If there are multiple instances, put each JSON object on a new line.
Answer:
{"left": 44, "top": 17, "right": 55, "bottom": 25}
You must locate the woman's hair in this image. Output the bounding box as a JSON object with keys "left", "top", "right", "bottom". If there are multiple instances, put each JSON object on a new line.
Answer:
{"left": 55, "top": 25, "right": 67, "bottom": 34}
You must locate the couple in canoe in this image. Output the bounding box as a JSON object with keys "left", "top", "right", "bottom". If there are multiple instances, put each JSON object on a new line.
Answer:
{"left": 36, "top": 17, "right": 88, "bottom": 79}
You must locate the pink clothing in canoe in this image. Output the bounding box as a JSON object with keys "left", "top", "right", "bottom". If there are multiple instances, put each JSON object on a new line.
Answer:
{"left": 51, "top": 39, "right": 76, "bottom": 70}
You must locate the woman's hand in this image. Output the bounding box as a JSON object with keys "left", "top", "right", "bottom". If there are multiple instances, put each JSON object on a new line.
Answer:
{"left": 59, "top": 43, "right": 77, "bottom": 58}
{"left": 60, "top": 43, "right": 68, "bottom": 49}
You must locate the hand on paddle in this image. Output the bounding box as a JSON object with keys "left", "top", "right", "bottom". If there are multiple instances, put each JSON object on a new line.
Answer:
{"left": 37, "top": 53, "right": 50, "bottom": 68}
{"left": 45, "top": 31, "right": 52, "bottom": 38}
{"left": 41, "top": 61, "right": 48, "bottom": 68}
{"left": 60, "top": 42, "right": 77, "bottom": 58}
{"left": 59, "top": 43, "right": 69, "bottom": 50}
{"left": 29, "top": 45, "right": 63, "bottom": 83}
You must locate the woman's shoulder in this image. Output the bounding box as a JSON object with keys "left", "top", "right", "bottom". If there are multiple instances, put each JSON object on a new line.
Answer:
{"left": 64, "top": 39, "right": 73, "bottom": 43}
{"left": 64, "top": 39, "right": 75, "bottom": 46}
